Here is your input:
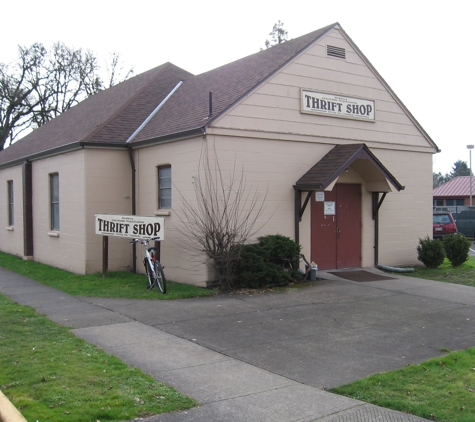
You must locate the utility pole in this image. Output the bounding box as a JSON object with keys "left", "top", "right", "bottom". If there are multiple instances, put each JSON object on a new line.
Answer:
{"left": 468, "top": 145, "right": 474, "bottom": 206}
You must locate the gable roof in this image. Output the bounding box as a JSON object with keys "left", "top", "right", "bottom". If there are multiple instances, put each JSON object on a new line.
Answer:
{"left": 0, "top": 23, "right": 342, "bottom": 168}
{"left": 295, "top": 144, "right": 404, "bottom": 192}
{"left": 0, "top": 22, "right": 437, "bottom": 168}
{"left": 433, "top": 176, "right": 475, "bottom": 197}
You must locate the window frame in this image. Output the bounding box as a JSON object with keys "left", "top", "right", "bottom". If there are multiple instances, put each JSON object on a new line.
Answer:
{"left": 50, "top": 173, "right": 60, "bottom": 231}
{"left": 157, "top": 165, "right": 172, "bottom": 209}
{"left": 7, "top": 180, "right": 13, "bottom": 226}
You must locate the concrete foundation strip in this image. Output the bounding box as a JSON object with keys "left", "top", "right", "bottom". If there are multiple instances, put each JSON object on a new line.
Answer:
{"left": 0, "top": 390, "right": 27, "bottom": 422}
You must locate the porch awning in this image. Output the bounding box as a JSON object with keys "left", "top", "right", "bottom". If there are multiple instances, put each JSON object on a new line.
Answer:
{"left": 294, "top": 144, "right": 404, "bottom": 193}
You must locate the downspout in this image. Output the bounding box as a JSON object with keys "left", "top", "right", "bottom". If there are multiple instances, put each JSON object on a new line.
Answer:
{"left": 372, "top": 192, "right": 380, "bottom": 266}
{"left": 22, "top": 160, "right": 33, "bottom": 258}
{"left": 373, "top": 192, "right": 387, "bottom": 266}
{"left": 125, "top": 80, "right": 184, "bottom": 273}
{"left": 128, "top": 148, "right": 137, "bottom": 272}
{"left": 294, "top": 188, "right": 300, "bottom": 245}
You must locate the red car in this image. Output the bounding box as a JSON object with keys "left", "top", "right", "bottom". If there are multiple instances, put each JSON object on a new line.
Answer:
{"left": 433, "top": 212, "right": 457, "bottom": 240}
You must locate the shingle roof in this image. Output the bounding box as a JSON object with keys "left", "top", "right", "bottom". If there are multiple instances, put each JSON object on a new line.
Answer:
{"left": 433, "top": 176, "right": 475, "bottom": 197}
{"left": 0, "top": 23, "right": 336, "bottom": 167}
{"left": 0, "top": 21, "right": 436, "bottom": 169}
{"left": 131, "top": 24, "right": 335, "bottom": 143}
{"left": 295, "top": 144, "right": 404, "bottom": 191}
{"left": 0, "top": 62, "right": 193, "bottom": 166}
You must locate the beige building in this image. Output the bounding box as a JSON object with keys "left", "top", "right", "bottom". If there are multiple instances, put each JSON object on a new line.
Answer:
{"left": 0, "top": 23, "right": 439, "bottom": 286}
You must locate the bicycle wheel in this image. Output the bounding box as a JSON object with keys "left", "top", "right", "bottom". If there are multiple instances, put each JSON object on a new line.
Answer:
{"left": 153, "top": 261, "right": 167, "bottom": 294}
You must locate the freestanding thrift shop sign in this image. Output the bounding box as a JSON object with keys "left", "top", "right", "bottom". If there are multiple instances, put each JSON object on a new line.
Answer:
{"left": 95, "top": 214, "right": 165, "bottom": 240}
{"left": 301, "top": 89, "right": 375, "bottom": 121}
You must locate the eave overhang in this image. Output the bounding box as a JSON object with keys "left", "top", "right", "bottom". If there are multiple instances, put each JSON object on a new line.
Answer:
{"left": 294, "top": 143, "right": 404, "bottom": 193}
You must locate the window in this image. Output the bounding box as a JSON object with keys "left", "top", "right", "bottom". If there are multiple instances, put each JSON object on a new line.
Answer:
{"left": 445, "top": 199, "right": 465, "bottom": 206}
{"left": 158, "top": 165, "right": 171, "bottom": 209}
{"left": 7, "top": 180, "right": 13, "bottom": 226}
{"left": 50, "top": 173, "right": 60, "bottom": 230}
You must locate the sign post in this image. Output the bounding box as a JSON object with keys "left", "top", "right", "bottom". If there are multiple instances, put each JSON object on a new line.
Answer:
{"left": 102, "top": 236, "right": 108, "bottom": 278}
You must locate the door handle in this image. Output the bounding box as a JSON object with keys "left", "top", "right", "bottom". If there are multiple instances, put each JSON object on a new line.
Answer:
{"left": 337, "top": 227, "right": 341, "bottom": 238}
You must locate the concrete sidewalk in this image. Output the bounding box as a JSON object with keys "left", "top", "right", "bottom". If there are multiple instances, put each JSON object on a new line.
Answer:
{"left": 2, "top": 267, "right": 474, "bottom": 421}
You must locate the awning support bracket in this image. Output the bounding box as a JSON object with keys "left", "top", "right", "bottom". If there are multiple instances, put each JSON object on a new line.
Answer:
{"left": 300, "top": 191, "right": 313, "bottom": 220}
{"left": 372, "top": 192, "right": 387, "bottom": 220}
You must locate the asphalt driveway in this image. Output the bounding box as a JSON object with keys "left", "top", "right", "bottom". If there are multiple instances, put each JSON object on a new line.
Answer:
{"left": 3, "top": 267, "right": 473, "bottom": 421}
{"left": 80, "top": 271, "right": 475, "bottom": 389}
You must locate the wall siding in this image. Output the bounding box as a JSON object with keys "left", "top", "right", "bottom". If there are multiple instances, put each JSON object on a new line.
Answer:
{"left": 32, "top": 150, "right": 87, "bottom": 273}
{"left": 84, "top": 149, "right": 133, "bottom": 273}
{"left": 134, "top": 136, "right": 212, "bottom": 286}
{"left": 208, "top": 136, "right": 432, "bottom": 270}
{"left": 199, "top": 26, "right": 435, "bottom": 275}
{"left": 214, "top": 28, "right": 431, "bottom": 150}
{"left": 0, "top": 165, "right": 24, "bottom": 257}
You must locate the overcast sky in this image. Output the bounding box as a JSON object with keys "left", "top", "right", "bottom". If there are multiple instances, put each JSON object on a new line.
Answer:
{"left": 2, "top": 0, "right": 472, "bottom": 175}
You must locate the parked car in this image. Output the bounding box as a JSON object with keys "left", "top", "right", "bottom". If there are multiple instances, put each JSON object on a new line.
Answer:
{"left": 433, "top": 212, "right": 457, "bottom": 239}
{"left": 455, "top": 209, "right": 475, "bottom": 239}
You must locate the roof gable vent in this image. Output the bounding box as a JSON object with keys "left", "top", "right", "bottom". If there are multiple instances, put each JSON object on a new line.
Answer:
{"left": 327, "top": 45, "right": 346, "bottom": 59}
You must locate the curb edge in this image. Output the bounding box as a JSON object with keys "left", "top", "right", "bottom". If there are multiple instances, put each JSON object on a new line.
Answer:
{"left": 0, "top": 390, "right": 28, "bottom": 422}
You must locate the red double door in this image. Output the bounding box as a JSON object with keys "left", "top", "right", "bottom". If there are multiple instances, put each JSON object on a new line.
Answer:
{"left": 311, "top": 184, "right": 362, "bottom": 270}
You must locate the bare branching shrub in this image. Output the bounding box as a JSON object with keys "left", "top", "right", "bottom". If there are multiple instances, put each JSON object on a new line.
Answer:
{"left": 177, "top": 143, "right": 268, "bottom": 290}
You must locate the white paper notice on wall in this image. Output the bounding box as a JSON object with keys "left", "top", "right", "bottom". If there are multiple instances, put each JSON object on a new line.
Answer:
{"left": 324, "top": 201, "right": 336, "bottom": 215}
{"left": 315, "top": 192, "right": 325, "bottom": 202}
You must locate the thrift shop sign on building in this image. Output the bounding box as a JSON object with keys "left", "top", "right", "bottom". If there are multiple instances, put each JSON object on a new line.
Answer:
{"left": 95, "top": 214, "right": 165, "bottom": 240}
{"left": 301, "top": 89, "right": 375, "bottom": 121}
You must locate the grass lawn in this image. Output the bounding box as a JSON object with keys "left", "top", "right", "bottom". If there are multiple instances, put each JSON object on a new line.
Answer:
{"left": 403, "top": 256, "right": 475, "bottom": 288}
{"left": 0, "top": 251, "right": 214, "bottom": 421}
{"left": 331, "top": 348, "right": 475, "bottom": 422}
{"left": 2, "top": 252, "right": 475, "bottom": 421}
{"left": 0, "top": 251, "right": 216, "bottom": 299}
{"left": 329, "top": 256, "right": 475, "bottom": 422}
{"left": 0, "top": 293, "right": 196, "bottom": 422}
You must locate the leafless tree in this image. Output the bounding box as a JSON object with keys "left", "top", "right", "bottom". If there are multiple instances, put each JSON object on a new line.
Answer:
{"left": 0, "top": 43, "right": 47, "bottom": 149}
{"left": 104, "top": 51, "right": 135, "bottom": 88}
{"left": 0, "top": 42, "right": 133, "bottom": 150}
{"left": 177, "top": 143, "right": 269, "bottom": 290}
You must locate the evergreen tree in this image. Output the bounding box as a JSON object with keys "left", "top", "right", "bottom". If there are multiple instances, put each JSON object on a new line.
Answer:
{"left": 433, "top": 160, "right": 473, "bottom": 188}
{"left": 450, "top": 160, "right": 471, "bottom": 178}
{"left": 264, "top": 21, "right": 289, "bottom": 49}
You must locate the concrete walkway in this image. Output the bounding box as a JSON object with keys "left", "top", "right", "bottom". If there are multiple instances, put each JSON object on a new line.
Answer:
{"left": 2, "top": 267, "right": 474, "bottom": 421}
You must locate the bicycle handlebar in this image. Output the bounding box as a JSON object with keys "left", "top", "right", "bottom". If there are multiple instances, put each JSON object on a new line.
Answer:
{"left": 130, "top": 236, "right": 161, "bottom": 245}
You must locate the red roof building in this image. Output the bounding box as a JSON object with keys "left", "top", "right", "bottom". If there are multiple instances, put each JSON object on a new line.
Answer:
{"left": 433, "top": 176, "right": 475, "bottom": 208}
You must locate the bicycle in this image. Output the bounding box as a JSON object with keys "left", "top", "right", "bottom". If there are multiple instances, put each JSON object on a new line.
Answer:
{"left": 130, "top": 236, "right": 166, "bottom": 293}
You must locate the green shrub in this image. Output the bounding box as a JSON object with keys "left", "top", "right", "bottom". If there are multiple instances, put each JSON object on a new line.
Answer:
{"left": 417, "top": 236, "right": 445, "bottom": 268}
{"left": 235, "top": 235, "right": 301, "bottom": 289}
{"left": 257, "top": 234, "right": 301, "bottom": 265}
{"left": 443, "top": 234, "right": 471, "bottom": 267}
